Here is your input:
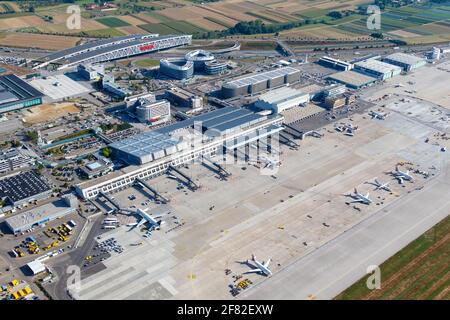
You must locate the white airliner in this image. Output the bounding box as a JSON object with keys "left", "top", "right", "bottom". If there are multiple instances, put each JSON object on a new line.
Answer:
{"left": 259, "top": 156, "right": 281, "bottom": 169}
{"left": 244, "top": 254, "right": 272, "bottom": 277}
{"left": 127, "top": 208, "right": 163, "bottom": 231}
{"left": 346, "top": 188, "right": 372, "bottom": 204}
{"left": 369, "top": 110, "right": 388, "bottom": 120}
{"left": 368, "top": 178, "right": 391, "bottom": 192}
{"left": 391, "top": 166, "right": 414, "bottom": 184}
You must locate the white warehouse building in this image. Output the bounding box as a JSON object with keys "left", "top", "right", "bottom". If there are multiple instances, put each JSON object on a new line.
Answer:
{"left": 354, "top": 59, "right": 402, "bottom": 80}
{"left": 255, "top": 86, "right": 310, "bottom": 114}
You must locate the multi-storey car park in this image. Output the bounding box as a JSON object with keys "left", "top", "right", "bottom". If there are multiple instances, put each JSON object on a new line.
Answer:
{"left": 75, "top": 107, "right": 284, "bottom": 200}
{"left": 221, "top": 67, "right": 301, "bottom": 99}
{"left": 34, "top": 34, "right": 192, "bottom": 70}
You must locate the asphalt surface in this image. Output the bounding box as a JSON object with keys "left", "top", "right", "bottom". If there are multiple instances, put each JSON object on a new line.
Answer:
{"left": 49, "top": 214, "right": 103, "bottom": 300}
{"left": 239, "top": 159, "right": 450, "bottom": 300}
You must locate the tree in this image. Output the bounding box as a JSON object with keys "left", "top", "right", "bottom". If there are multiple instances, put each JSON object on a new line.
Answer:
{"left": 101, "top": 147, "right": 112, "bottom": 158}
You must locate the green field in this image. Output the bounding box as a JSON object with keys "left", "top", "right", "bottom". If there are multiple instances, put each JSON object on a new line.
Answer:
{"left": 335, "top": 215, "right": 450, "bottom": 300}
{"left": 139, "top": 23, "right": 179, "bottom": 35}
{"left": 134, "top": 58, "right": 160, "bottom": 68}
{"left": 96, "top": 17, "right": 130, "bottom": 28}
{"left": 204, "top": 17, "right": 234, "bottom": 28}
{"left": 83, "top": 28, "right": 126, "bottom": 37}
{"left": 139, "top": 20, "right": 205, "bottom": 35}
{"left": 163, "top": 21, "right": 206, "bottom": 34}
{"left": 143, "top": 12, "right": 174, "bottom": 23}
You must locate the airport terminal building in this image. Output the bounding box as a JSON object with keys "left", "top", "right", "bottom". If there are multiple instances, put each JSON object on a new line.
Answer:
{"left": 76, "top": 107, "right": 284, "bottom": 199}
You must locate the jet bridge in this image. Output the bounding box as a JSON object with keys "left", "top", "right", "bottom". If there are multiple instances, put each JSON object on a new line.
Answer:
{"left": 135, "top": 178, "right": 170, "bottom": 203}
{"left": 279, "top": 133, "right": 299, "bottom": 148}
{"left": 168, "top": 165, "right": 199, "bottom": 190}
{"left": 283, "top": 124, "right": 303, "bottom": 139}
{"left": 98, "top": 191, "right": 121, "bottom": 212}
{"left": 202, "top": 156, "right": 231, "bottom": 177}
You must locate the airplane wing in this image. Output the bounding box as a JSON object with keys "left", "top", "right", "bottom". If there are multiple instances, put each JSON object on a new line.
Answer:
{"left": 397, "top": 176, "right": 404, "bottom": 184}
{"left": 365, "top": 193, "right": 370, "bottom": 199}
{"left": 263, "top": 258, "right": 271, "bottom": 268}
{"left": 245, "top": 268, "right": 262, "bottom": 274}
{"left": 137, "top": 218, "right": 146, "bottom": 228}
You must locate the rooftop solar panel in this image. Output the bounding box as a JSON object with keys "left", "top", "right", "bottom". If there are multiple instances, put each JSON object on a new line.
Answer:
{"left": 211, "top": 113, "right": 265, "bottom": 133}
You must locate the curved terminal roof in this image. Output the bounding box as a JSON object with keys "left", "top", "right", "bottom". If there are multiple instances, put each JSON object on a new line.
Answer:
{"left": 185, "top": 50, "right": 215, "bottom": 63}
{"left": 160, "top": 57, "right": 194, "bottom": 71}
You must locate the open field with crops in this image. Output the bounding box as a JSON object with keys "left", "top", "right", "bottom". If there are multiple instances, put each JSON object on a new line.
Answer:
{"left": 335, "top": 215, "right": 450, "bottom": 300}
{"left": 0, "top": 0, "right": 448, "bottom": 49}
{"left": 0, "top": 32, "right": 80, "bottom": 50}
{"left": 96, "top": 17, "right": 131, "bottom": 28}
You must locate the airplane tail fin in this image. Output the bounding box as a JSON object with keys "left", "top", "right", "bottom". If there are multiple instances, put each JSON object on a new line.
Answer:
{"left": 251, "top": 254, "right": 256, "bottom": 261}
{"left": 354, "top": 187, "right": 358, "bottom": 194}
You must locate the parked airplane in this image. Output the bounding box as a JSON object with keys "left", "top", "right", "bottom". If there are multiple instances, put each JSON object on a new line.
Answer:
{"left": 344, "top": 128, "right": 355, "bottom": 137}
{"left": 369, "top": 110, "right": 388, "bottom": 120}
{"left": 346, "top": 188, "right": 372, "bottom": 204}
{"left": 126, "top": 208, "right": 164, "bottom": 232}
{"left": 391, "top": 166, "right": 414, "bottom": 184}
{"left": 259, "top": 156, "right": 281, "bottom": 169}
{"left": 244, "top": 254, "right": 272, "bottom": 276}
{"left": 367, "top": 178, "right": 391, "bottom": 192}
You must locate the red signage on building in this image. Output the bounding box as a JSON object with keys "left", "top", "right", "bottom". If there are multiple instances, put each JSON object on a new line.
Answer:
{"left": 139, "top": 43, "right": 155, "bottom": 52}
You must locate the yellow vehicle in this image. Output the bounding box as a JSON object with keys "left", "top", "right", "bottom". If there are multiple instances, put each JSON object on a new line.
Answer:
{"left": 85, "top": 256, "right": 92, "bottom": 261}
{"left": 23, "top": 287, "right": 32, "bottom": 295}
{"left": 10, "top": 279, "right": 19, "bottom": 287}
{"left": 14, "top": 248, "right": 24, "bottom": 257}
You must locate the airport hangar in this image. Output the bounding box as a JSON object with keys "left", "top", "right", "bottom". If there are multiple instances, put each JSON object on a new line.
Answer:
{"left": 381, "top": 52, "right": 426, "bottom": 72}
{"left": 0, "top": 74, "right": 43, "bottom": 113}
{"left": 5, "top": 195, "right": 78, "bottom": 234}
{"left": 34, "top": 34, "right": 192, "bottom": 70}
{"left": 75, "top": 106, "right": 283, "bottom": 200}
{"left": 221, "top": 67, "right": 301, "bottom": 99}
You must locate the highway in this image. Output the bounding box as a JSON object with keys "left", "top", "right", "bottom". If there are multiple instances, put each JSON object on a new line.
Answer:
{"left": 239, "top": 159, "right": 450, "bottom": 299}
